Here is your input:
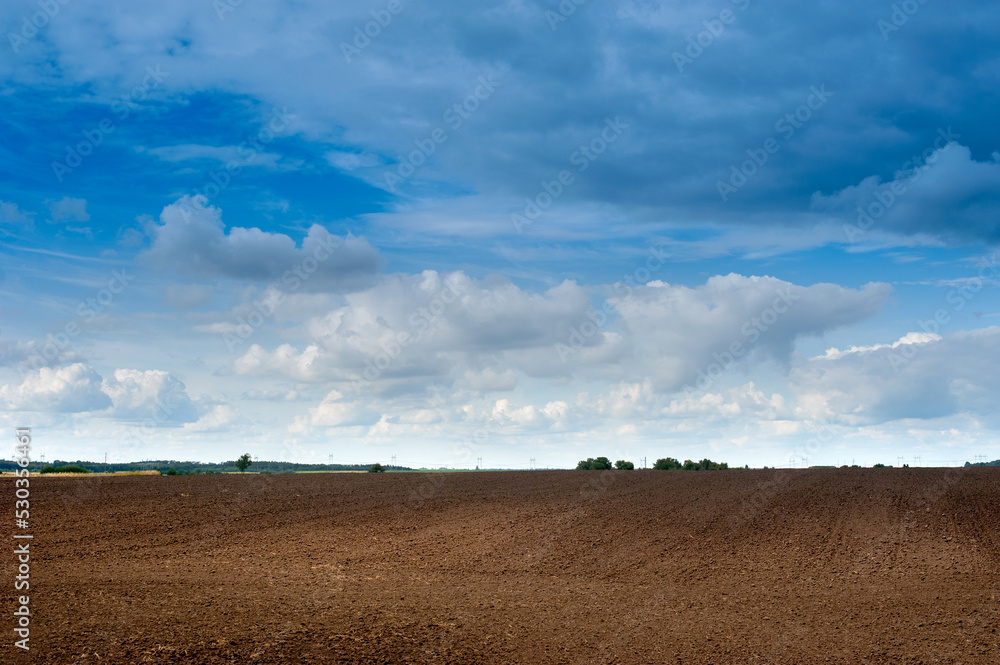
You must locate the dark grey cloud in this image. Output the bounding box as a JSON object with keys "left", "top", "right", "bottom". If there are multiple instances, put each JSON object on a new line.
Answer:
{"left": 10, "top": 0, "right": 997, "bottom": 245}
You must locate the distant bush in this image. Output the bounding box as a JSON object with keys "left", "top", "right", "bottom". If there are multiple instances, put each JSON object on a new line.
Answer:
{"left": 40, "top": 465, "right": 89, "bottom": 474}
{"left": 614, "top": 460, "right": 634, "bottom": 470}
{"left": 576, "top": 457, "right": 613, "bottom": 470}
{"left": 873, "top": 463, "right": 887, "bottom": 468}
{"left": 166, "top": 468, "right": 180, "bottom": 476}
{"left": 653, "top": 457, "right": 727, "bottom": 470}
{"left": 369, "top": 463, "right": 386, "bottom": 473}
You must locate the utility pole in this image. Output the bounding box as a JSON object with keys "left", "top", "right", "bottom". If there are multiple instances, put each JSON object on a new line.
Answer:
{"left": 529, "top": 457, "right": 535, "bottom": 470}
{"left": 391, "top": 454, "right": 397, "bottom": 468}
{"left": 476, "top": 456, "right": 482, "bottom": 470}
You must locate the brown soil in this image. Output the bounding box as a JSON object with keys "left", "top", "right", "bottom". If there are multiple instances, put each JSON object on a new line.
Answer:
{"left": 2, "top": 468, "right": 999, "bottom": 664}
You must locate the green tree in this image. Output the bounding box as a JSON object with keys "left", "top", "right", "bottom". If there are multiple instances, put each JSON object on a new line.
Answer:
{"left": 652, "top": 457, "right": 682, "bottom": 470}
{"left": 576, "top": 457, "right": 613, "bottom": 470}
{"left": 235, "top": 453, "right": 253, "bottom": 473}
{"left": 614, "top": 460, "right": 634, "bottom": 470}
{"left": 368, "top": 463, "right": 386, "bottom": 473}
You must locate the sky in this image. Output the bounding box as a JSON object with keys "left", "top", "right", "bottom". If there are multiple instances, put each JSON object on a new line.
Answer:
{"left": 1, "top": 0, "right": 999, "bottom": 469}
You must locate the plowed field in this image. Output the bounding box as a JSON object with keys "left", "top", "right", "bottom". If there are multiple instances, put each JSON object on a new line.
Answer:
{"left": 2, "top": 468, "right": 999, "bottom": 663}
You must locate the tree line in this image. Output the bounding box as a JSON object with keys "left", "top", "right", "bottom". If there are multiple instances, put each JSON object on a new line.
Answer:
{"left": 576, "top": 456, "right": 729, "bottom": 470}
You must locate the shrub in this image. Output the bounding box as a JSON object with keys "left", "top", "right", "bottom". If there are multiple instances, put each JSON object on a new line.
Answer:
{"left": 614, "top": 460, "right": 634, "bottom": 470}
{"left": 576, "top": 457, "right": 613, "bottom": 470}
{"left": 369, "top": 463, "right": 386, "bottom": 473}
{"left": 166, "top": 468, "right": 180, "bottom": 476}
{"left": 653, "top": 457, "right": 728, "bottom": 470}
{"left": 40, "top": 465, "right": 89, "bottom": 474}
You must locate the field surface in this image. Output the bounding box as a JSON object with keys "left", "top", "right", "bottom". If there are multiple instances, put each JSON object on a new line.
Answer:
{"left": 2, "top": 469, "right": 999, "bottom": 664}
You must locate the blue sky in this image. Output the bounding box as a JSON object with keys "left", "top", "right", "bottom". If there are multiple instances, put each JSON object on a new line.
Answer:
{"left": 2, "top": 0, "right": 999, "bottom": 468}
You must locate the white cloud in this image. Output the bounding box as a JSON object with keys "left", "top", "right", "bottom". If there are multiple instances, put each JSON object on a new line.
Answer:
{"left": 100, "top": 368, "right": 201, "bottom": 423}
{"left": 0, "top": 200, "right": 34, "bottom": 227}
{"left": 606, "top": 274, "right": 893, "bottom": 391}
{"left": 325, "top": 150, "right": 383, "bottom": 171}
{"left": 820, "top": 332, "right": 941, "bottom": 360}
{"left": 46, "top": 196, "right": 90, "bottom": 223}
{"left": 144, "top": 144, "right": 283, "bottom": 169}
{"left": 0, "top": 364, "right": 110, "bottom": 413}
{"left": 183, "top": 404, "right": 239, "bottom": 432}
{"left": 791, "top": 327, "right": 1000, "bottom": 425}
{"left": 140, "top": 196, "right": 380, "bottom": 291}
{"left": 231, "top": 272, "right": 893, "bottom": 406}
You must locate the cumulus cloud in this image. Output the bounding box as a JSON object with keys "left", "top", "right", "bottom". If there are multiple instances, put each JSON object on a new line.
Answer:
{"left": 0, "top": 363, "right": 208, "bottom": 423}
{"left": 813, "top": 144, "right": 1000, "bottom": 244}
{"left": 183, "top": 404, "right": 240, "bottom": 432}
{"left": 791, "top": 328, "right": 1000, "bottom": 425}
{"left": 141, "top": 196, "right": 380, "bottom": 291}
{"left": 294, "top": 389, "right": 381, "bottom": 430}
{"left": 100, "top": 368, "right": 201, "bottom": 423}
{"left": 607, "top": 274, "right": 893, "bottom": 391}
{"left": 233, "top": 272, "right": 892, "bottom": 411}
{"left": 0, "top": 200, "right": 34, "bottom": 227}
{"left": 233, "top": 270, "right": 596, "bottom": 387}
{"left": 0, "top": 364, "right": 110, "bottom": 412}
{"left": 46, "top": 196, "right": 90, "bottom": 223}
